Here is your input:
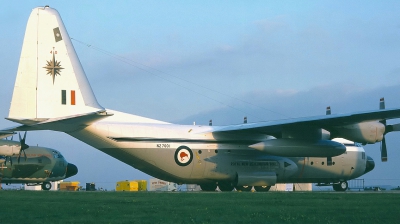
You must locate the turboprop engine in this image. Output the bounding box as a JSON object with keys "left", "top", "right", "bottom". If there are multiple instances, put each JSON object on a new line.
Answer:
{"left": 249, "top": 139, "right": 346, "bottom": 157}
{"left": 0, "top": 138, "right": 25, "bottom": 156}
{"left": 332, "top": 121, "right": 385, "bottom": 144}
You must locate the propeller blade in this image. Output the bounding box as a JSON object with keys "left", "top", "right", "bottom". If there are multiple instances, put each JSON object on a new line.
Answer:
{"left": 381, "top": 137, "right": 388, "bottom": 162}
{"left": 379, "top": 98, "right": 388, "bottom": 162}
{"left": 386, "top": 123, "right": 400, "bottom": 134}
{"left": 23, "top": 149, "right": 27, "bottom": 161}
{"left": 17, "top": 149, "right": 22, "bottom": 163}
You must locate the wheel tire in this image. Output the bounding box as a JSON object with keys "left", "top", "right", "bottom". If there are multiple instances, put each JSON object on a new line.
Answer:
{"left": 200, "top": 183, "right": 217, "bottom": 191}
{"left": 218, "top": 182, "right": 234, "bottom": 192}
{"left": 333, "top": 181, "right": 348, "bottom": 191}
{"left": 41, "top": 182, "right": 52, "bottom": 191}
{"left": 254, "top": 186, "right": 271, "bottom": 192}
{"left": 235, "top": 185, "right": 252, "bottom": 192}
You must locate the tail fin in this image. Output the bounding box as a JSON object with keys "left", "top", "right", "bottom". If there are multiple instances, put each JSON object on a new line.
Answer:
{"left": 9, "top": 6, "right": 103, "bottom": 121}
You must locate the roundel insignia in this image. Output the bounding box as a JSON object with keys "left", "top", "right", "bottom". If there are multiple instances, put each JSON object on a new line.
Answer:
{"left": 174, "top": 146, "right": 193, "bottom": 166}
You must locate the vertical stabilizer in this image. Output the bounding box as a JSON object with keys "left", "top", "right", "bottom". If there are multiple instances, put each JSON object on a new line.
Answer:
{"left": 9, "top": 6, "right": 103, "bottom": 121}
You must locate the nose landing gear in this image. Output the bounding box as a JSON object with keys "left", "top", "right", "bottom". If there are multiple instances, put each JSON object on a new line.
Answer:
{"left": 333, "top": 181, "right": 348, "bottom": 191}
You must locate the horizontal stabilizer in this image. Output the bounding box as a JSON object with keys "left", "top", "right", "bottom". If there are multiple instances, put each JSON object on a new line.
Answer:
{"left": 4, "top": 110, "right": 113, "bottom": 133}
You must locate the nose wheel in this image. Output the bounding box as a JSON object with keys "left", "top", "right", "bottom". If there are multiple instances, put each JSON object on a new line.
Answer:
{"left": 333, "top": 181, "right": 348, "bottom": 191}
{"left": 41, "top": 182, "right": 52, "bottom": 191}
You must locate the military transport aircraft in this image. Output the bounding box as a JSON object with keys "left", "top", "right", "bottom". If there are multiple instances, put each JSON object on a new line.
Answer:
{"left": 4, "top": 6, "right": 400, "bottom": 192}
{"left": 0, "top": 131, "right": 78, "bottom": 190}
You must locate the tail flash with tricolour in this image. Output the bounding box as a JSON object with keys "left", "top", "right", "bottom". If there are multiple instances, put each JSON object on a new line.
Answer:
{"left": 8, "top": 6, "right": 103, "bottom": 122}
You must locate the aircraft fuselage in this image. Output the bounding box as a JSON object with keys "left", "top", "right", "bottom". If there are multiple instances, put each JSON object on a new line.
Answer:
{"left": 67, "top": 112, "right": 373, "bottom": 187}
{"left": 0, "top": 146, "right": 76, "bottom": 184}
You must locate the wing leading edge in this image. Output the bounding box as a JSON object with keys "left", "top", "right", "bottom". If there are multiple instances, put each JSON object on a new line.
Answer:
{"left": 212, "top": 107, "right": 400, "bottom": 136}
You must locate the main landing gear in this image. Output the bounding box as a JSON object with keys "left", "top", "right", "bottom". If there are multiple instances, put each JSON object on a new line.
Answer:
{"left": 253, "top": 186, "right": 271, "bottom": 192}
{"left": 332, "top": 181, "right": 348, "bottom": 192}
{"left": 235, "top": 185, "right": 252, "bottom": 192}
{"left": 199, "top": 183, "right": 271, "bottom": 192}
{"left": 199, "top": 183, "right": 218, "bottom": 192}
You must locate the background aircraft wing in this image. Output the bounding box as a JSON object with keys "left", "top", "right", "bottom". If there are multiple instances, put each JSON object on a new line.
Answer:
{"left": 213, "top": 108, "right": 400, "bottom": 136}
{"left": 0, "top": 130, "right": 15, "bottom": 139}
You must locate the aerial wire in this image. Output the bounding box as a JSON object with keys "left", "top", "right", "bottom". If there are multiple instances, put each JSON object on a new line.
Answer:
{"left": 71, "top": 38, "right": 291, "bottom": 121}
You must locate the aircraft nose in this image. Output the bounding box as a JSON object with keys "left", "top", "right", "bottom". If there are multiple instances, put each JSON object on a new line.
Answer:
{"left": 364, "top": 156, "right": 375, "bottom": 174}
{"left": 65, "top": 163, "right": 78, "bottom": 178}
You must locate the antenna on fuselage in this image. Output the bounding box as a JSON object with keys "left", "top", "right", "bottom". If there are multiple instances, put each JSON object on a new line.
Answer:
{"left": 326, "top": 106, "right": 331, "bottom": 115}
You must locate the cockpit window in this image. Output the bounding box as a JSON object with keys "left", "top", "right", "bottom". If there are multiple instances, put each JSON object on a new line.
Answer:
{"left": 52, "top": 150, "right": 64, "bottom": 159}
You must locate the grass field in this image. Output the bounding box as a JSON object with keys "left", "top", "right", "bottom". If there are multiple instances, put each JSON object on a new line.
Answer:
{"left": 0, "top": 191, "right": 399, "bottom": 223}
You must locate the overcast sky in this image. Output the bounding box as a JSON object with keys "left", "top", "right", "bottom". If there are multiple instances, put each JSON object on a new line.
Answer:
{"left": 1, "top": 1, "right": 400, "bottom": 190}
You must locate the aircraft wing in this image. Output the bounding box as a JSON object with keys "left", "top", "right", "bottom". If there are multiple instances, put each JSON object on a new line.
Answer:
{"left": 213, "top": 108, "right": 400, "bottom": 136}
{"left": 0, "top": 131, "right": 15, "bottom": 139}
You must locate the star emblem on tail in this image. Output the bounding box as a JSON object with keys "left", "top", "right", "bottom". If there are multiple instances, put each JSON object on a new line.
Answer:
{"left": 43, "top": 49, "right": 64, "bottom": 84}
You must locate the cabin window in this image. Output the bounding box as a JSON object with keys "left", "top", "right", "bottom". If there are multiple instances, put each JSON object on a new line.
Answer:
{"left": 215, "top": 150, "right": 218, "bottom": 153}
{"left": 310, "top": 161, "right": 314, "bottom": 165}
{"left": 321, "top": 162, "right": 324, "bottom": 165}
{"left": 198, "top": 150, "right": 202, "bottom": 154}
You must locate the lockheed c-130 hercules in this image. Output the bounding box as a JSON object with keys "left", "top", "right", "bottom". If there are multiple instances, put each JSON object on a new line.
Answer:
{"left": 4, "top": 6, "right": 400, "bottom": 192}
{"left": 0, "top": 131, "right": 78, "bottom": 190}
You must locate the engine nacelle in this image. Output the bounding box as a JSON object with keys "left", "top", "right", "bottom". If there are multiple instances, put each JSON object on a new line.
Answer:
{"left": 237, "top": 171, "right": 277, "bottom": 186}
{"left": 249, "top": 139, "right": 346, "bottom": 157}
{"left": 0, "top": 140, "right": 21, "bottom": 156}
{"left": 332, "top": 121, "right": 385, "bottom": 144}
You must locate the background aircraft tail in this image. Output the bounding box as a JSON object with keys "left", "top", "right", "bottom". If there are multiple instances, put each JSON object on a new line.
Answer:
{"left": 8, "top": 6, "right": 103, "bottom": 122}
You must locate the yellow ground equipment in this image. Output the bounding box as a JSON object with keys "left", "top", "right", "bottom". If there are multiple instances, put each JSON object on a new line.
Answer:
{"left": 135, "top": 180, "right": 147, "bottom": 191}
{"left": 116, "top": 180, "right": 138, "bottom": 191}
{"left": 59, "top": 181, "right": 80, "bottom": 191}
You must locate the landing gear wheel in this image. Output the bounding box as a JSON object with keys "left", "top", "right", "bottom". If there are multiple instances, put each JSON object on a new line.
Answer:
{"left": 254, "top": 186, "right": 271, "bottom": 192}
{"left": 333, "top": 181, "right": 348, "bottom": 191}
{"left": 200, "top": 183, "right": 217, "bottom": 191}
{"left": 41, "top": 182, "right": 52, "bottom": 191}
{"left": 218, "top": 182, "right": 234, "bottom": 192}
{"left": 235, "top": 185, "right": 252, "bottom": 192}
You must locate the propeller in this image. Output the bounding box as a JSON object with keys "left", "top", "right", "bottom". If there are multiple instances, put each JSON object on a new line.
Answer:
{"left": 378, "top": 98, "right": 400, "bottom": 162}
{"left": 17, "top": 132, "right": 29, "bottom": 163}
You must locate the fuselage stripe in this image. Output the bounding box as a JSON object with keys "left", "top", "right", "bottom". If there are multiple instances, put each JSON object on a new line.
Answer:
{"left": 108, "top": 137, "right": 258, "bottom": 145}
